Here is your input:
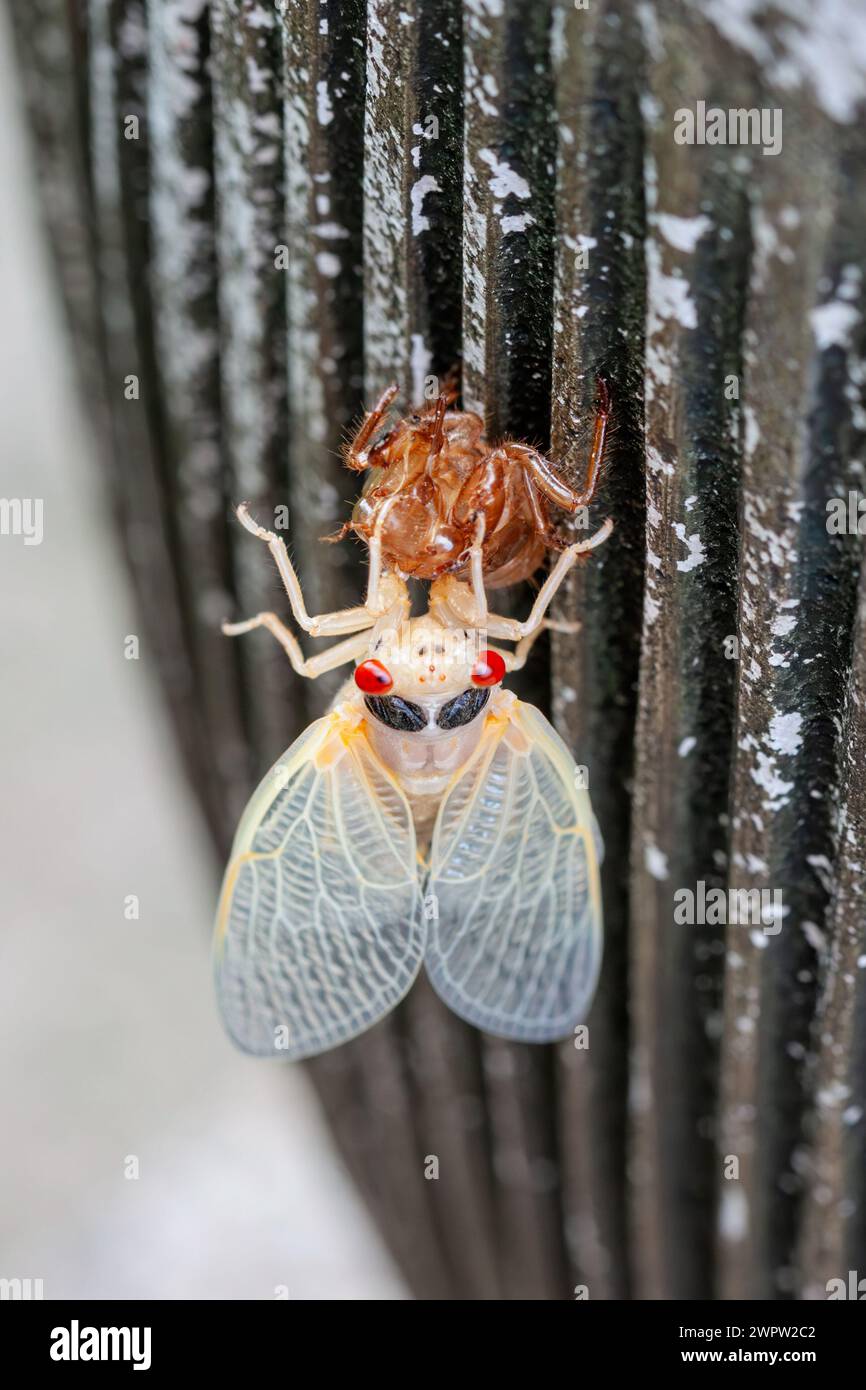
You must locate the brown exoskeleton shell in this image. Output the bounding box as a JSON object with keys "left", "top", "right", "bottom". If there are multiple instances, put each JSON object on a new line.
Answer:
{"left": 330, "top": 380, "right": 610, "bottom": 589}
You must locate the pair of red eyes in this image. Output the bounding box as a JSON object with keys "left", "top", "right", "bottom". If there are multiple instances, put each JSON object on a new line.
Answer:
{"left": 354, "top": 650, "right": 506, "bottom": 694}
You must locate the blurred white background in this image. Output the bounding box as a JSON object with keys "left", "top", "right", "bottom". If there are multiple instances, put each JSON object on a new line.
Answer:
{"left": 0, "top": 12, "right": 404, "bottom": 1300}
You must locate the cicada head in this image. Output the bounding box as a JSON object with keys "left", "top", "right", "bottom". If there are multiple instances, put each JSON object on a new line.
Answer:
{"left": 355, "top": 617, "right": 504, "bottom": 795}
{"left": 363, "top": 617, "right": 490, "bottom": 700}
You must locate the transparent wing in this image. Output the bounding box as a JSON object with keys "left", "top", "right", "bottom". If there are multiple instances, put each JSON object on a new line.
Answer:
{"left": 425, "top": 699, "right": 603, "bottom": 1043}
{"left": 214, "top": 713, "right": 424, "bottom": 1058}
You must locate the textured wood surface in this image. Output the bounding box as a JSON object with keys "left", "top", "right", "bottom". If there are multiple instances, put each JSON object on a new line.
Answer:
{"left": 11, "top": 0, "right": 866, "bottom": 1299}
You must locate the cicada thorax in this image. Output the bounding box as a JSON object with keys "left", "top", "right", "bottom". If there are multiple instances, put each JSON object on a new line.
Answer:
{"left": 349, "top": 408, "right": 554, "bottom": 586}
{"left": 352, "top": 472, "right": 466, "bottom": 576}
{"left": 350, "top": 412, "right": 485, "bottom": 577}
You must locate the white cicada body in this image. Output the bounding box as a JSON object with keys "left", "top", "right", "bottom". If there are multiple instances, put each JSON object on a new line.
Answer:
{"left": 214, "top": 501, "right": 611, "bottom": 1057}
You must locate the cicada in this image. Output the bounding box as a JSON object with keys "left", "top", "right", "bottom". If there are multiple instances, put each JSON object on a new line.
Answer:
{"left": 214, "top": 461, "right": 612, "bottom": 1058}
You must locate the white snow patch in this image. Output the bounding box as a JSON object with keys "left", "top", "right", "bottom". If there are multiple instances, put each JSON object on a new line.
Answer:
{"left": 644, "top": 844, "right": 669, "bottom": 881}
{"left": 802, "top": 920, "right": 826, "bottom": 953}
{"left": 818, "top": 1080, "right": 851, "bottom": 1109}
{"left": 315, "top": 252, "right": 341, "bottom": 278}
{"left": 647, "top": 242, "right": 698, "bottom": 330}
{"left": 478, "top": 148, "right": 531, "bottom": 202}
{"left": 672, "top": 522, "right": 706, "bottom": 572}
{"left": 646, "top": 444, "right": 675, "bottom": 476}
{"left": 718, "top": 1186, "right": 748, "bottom": 1242}
{"left": 315, "top": 80, "right": 333, "bottom": 126}
{"left": 410, "top": 174, "right": 441, "bottom": 235}
{"left": 743, "top": 405, "right": 762, "bottom": 459}
{"left": 655, "top": 213, "right": 711, "bottom": 253}
{"left": 313, "top": 222, "right": 349, "bottom": 240}
{"left": 811, "top": 298, "right": 860, "bottom": 352}
{"left": 636, "top": 1, "right": 665, "bottom": 62}
{"left": 409, "top": 333, "right": 431, "bottom": 406}
{"left": 751, "top": 751, "right": 794, "bottom": 810}
{"left": 768, "top": 711, "right": 803, "bottom": 756}
{"left": 501, "top": 213, "right": 535, "bottom": 235}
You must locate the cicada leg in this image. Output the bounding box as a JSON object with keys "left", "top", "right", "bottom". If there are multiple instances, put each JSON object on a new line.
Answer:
{"left": 364, "top": 494, "right": 402, "bottom": 612}
{"left": 486, "top": 616, "right": 580, "bottom": 673}
{"left": 513, "top": 376, "right": 611, "bottom": 515}
{"left": 222, "top": 615, "right": 371, "bottom": 680}
{"left": 488, "top": 626, "right": 545, "bottom": 673}
{"left": 234, "top": 504, "right": 379, "bottom": 637}
{"left": 466, "top": 513, "right": 488, "bottom": 624}
{"left": 423, "top": 393, "right": 448, "bottom": 472}
{"left": 484, "top": 518, "right": 613, "bottom": 642}
{"left": 520, "top": 467, "right": 561, "bottom": 548}
{"left": 344, "top": 383, "right": 399, "bottom": 471}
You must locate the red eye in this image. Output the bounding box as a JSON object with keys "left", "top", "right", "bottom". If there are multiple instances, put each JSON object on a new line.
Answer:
{"left": 354, "top": 659, "right": 394, "bottom": 694}
{"left": 471, "top": 650, "right": 506, "bottom": 687}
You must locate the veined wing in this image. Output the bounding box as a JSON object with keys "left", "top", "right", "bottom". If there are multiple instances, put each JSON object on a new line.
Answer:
{"left": 214, "top": 712, "right": 424, "bottom": 1058}
{"left": 425, "top": 699, "right": 603, "bottom": 1043}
